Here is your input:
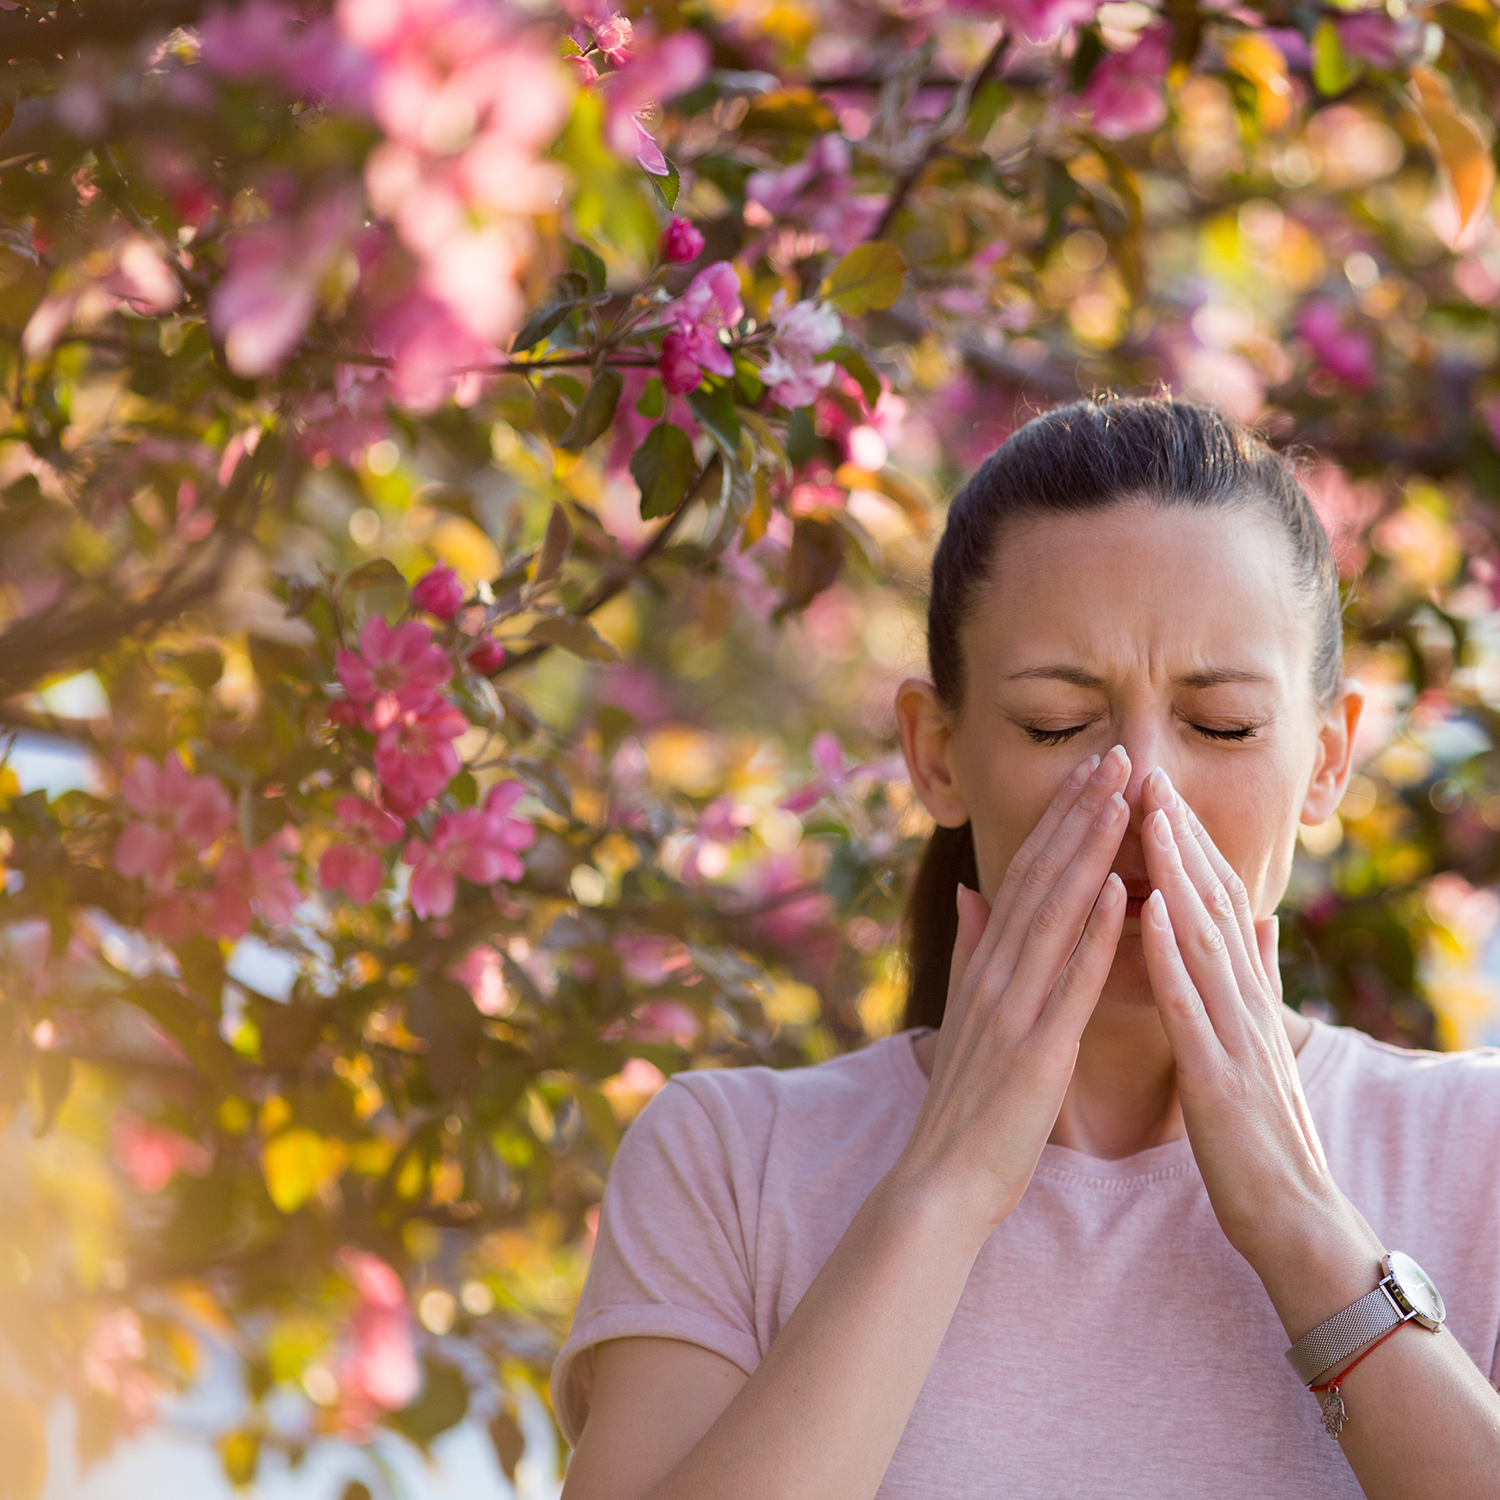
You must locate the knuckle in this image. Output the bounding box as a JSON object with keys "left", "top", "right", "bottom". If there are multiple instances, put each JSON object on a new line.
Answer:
{"left": 1032, "top": 891, "right": 1068, "bottom": 935}
{"left": 1205, "top": 882, "right": 1236, "bottom": 924}
{"left": 1191, "top": 919, "right": 1226, "bottom": 959}
{"left": 1021, "top": 849, "right": 1063, "bottom": 894}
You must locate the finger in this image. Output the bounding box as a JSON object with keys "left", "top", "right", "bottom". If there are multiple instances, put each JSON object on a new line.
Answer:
{"left": 1148, "top": 771, "right": 1269, "bottom": 990}
{"left": 1140, "top": 887, "right": 1223, "bottom": 1070}
{"left": 1038, "top": 871, "right": 1126, "bottom": 1038}
{"left": 1004, "top": 789, "right": 1131, "bottom": 1009}
{"left": 943, "top": 882, "right": 993, "bottom": 1028}
{"left": 979, "top": 746, "right": 1131, "bottom": 984}
{"left": 1142, "top": 807, "right": 1250, "bottom": 1041}
{"left": 1145, "top": 770, "right": 1262, "bottom": 997}
{"left": 1255, "top": 916, "right": 1283, "bottom": 1002}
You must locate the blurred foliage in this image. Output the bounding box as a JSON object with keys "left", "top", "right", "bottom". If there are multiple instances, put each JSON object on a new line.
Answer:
{"left": 2, "top": 0, "right": 1500, "bottom": 1490}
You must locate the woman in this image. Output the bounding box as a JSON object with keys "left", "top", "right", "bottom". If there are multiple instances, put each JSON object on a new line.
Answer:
{"left": 550, "top": 397, "right": 1500, "bottom": 1499}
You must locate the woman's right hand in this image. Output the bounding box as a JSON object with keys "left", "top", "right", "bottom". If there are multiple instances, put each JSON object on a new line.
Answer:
{"left": 895, "top": 745, "right": 1131, "bottom": 1230}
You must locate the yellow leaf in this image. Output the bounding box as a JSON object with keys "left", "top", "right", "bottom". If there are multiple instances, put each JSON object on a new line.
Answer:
{"left": 261, "top": 1129, "right": 347, "bottom": 1213}
{"left": 1407, "top": 66, "right": 1496, "bottom": 248}
{"left": 820, "top": 242, "right": 907, "bottom": 316}
{"left": 429, "top": 516, "right": 500, "bottom": 583}
{"left": 1222, "top": 34, "right": 1293, "bottom": 132}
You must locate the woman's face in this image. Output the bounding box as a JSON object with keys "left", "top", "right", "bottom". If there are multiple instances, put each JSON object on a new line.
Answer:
{"left": 898, "top": 502, "right": 1362, "bottom": 1009}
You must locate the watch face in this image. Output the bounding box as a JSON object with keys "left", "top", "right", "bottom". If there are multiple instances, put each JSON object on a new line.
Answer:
{"left": 1387, "top": 1251, "right": 1446, "bottom": 1327}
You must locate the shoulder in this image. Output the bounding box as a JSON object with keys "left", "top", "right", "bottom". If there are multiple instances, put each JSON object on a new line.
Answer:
{"left": 1303, "top": 1018, "right": 1500, "bottom": 1168}
{"left": 626, "top": 1031, "right": 924, "bottom": 1167}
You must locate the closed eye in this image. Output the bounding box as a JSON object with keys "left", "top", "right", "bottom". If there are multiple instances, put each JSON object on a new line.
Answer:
{"left": 1022, "top": 722, "right": 1261, "bottom": 745}
{"left": 1192, "top": 723, "right": 1260, "bottom": 742}
{"left": 1022, "top": 723, "right": 1091, "bottom": 746}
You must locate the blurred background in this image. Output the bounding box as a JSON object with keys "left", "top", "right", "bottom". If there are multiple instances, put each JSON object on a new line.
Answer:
{"left": 4, "top": 0, "right": 1500, "bottom": 1494}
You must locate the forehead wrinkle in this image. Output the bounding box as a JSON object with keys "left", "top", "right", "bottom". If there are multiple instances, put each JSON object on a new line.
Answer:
{"left": 1005, "top": 664, "right": 1278, "bottom": 690}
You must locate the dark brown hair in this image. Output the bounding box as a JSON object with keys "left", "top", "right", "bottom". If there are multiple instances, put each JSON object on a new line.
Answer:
{"left": 902, "top": 396, "right": 1342, "bottom": 1031}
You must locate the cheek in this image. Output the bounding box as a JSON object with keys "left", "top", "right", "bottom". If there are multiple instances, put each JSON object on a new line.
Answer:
{"left": 959, "top": 757, "right": 1066, "bottom": 898}
{"left": 1188, "top": 752, "right": 1305, "bottom": 912}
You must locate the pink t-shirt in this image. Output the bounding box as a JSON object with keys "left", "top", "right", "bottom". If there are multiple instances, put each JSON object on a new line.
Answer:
{"left": 552, "top": 1019, "right": 1500, "bottom": 1496}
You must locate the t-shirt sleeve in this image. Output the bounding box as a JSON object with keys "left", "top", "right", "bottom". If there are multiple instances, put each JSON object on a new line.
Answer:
{"left": 550, "top": 1075, "right": 763, "bottom": 1445}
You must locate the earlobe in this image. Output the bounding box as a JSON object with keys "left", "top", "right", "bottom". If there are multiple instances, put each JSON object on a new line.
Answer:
{"left": 1301, "top": 678, "right": 1365, "bottom": 825}
{"left": 894, "top": 678, "right": 970, "bottom": 828}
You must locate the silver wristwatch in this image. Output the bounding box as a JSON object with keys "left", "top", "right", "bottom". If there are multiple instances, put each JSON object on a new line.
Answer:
{"left": 1284, "top": 1251, "right": 1447, "bottom": 1384}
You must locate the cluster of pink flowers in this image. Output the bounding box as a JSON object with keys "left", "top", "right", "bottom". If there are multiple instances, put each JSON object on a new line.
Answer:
{"left": 1077, "top": 24, "right": 1171, "bottom": 140}
{"left": 1298, "top": 300, "right": 1377, "bottom": 390}
{"left": 660, "top": 261, "right": 744, "bottom": 395}
{"left": 405, "top": 781, "right": 536, "bottom": 918}
{"left": 745, "top": 135, "right": 883, "bottom": 255}
{"left": 112, "top": 1113, "right": 212, "bottom": 1193}
{"left": 113, "top": 752, "right": 234, "bottom": 891}
{"left": 334, "top": 1249, "right": 420, "bottom": 1433}
{"left": 762, "top": 297, "right": 843, "bottom": 409}
{"left": 199, "top": 0, "right": 573, "bottom": 412}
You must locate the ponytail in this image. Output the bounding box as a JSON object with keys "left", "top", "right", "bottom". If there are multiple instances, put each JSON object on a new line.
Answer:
{"left": 901, "top": 822, "right": 978, "bottom": 1031}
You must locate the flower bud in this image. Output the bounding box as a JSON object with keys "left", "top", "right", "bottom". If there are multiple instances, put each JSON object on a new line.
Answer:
{"left": 410, "top": 563, "right": 464, "bottom": 620}
{"left": 660, "top": 217, "right": 705, "bottom": 265}
{"left": 468, "top": 637, "right": 507, "bottom": 674}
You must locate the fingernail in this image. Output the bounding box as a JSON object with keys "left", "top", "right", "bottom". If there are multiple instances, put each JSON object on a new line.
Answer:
{"left": 1094, "top": 792, "right": 1125, "bottom": 830}
{"left": 1150, "top": 808, "right": 1173, "bottom": 847}
{"left": 1069, "top": 755, "right": 1100, "bottom": 788}
{"left": 1091, "top": 745, "right": 1125, "bottom": 785}
{"left": 1100, "top": 872, "right": 1124, "bottom": 907}
{"left": 956, "top": 882, "right": 968, "bottom": 914}
{"left": 1146, "top": 888, "right": 1168, "bottom": 926}
{"left": 1150, "top": 767, "right": 1177, "bottom": 807}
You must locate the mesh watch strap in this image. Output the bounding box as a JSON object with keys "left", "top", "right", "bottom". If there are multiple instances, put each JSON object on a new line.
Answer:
{"left": 1285, "top": 1282, "right": 1404, "bottom": 1385}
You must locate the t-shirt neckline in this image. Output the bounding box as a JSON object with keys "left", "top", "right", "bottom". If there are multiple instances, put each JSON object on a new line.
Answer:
{"left": 888, "top": 1015, "right": 1345, "bottom": 1187}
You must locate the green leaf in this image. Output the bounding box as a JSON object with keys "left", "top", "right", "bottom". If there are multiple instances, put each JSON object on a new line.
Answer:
{"left": 343, "top": 558, "right": 406, "bottom": 592}
{"left": 568, "top": 239, "right": 608, "bottom": 296}
{"left": 635, "top": 376, "right": 663, "bottom": 417}
{"left": 1312, "top": 20, "right": 1362, "bottom": 95}
{"left": 648, "top": 157, "right": 681, "bottom": 210}
{"left": 687, "top": 381, "right": 742, "bottom": 455}
{"left": 820, "top": 241, "right": 907, "bottom": 315}
{"left": 523, "top": 617, "right": 621, "bottom": 662}
{"left": 832, "top": 344, "right": 881, "bottom": 408}
{"left": 533, "top": 503, "right": 572, "bottom": 584}
{"left": 510, "top": 299, "right": 578, "bottom": 355}
{"left": 630, "top": 421, "right": 698, "bottom": 520}
{"left": 557, "top": 368, "right": 623, "bottom": 451}
{"left": 391, "top": 1359, "right": 470, "bottom": 1450}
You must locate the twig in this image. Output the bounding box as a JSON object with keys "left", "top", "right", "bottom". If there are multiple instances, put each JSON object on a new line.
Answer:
{"left": 870, "top": 35, "right": 1011, "bottom": 242}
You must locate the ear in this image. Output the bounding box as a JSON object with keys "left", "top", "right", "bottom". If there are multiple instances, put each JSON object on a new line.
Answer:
{"left": 895, "top": 678, "right": 970, "bottom": 828}
{"left": 1301, "top": 677, "right": 1365, "bottom": 826}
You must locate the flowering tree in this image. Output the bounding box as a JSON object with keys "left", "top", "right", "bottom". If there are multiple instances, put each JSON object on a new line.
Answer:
{"left": 4, "top": 0, "right": 1500, "bottom": 1487}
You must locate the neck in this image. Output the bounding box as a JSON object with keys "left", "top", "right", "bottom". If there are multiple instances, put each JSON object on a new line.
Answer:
{"left": 909, "top": 1003, "right": 1312, "bottom": 1162}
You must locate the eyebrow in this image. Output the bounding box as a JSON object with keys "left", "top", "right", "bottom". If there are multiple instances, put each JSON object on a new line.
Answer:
{"left": 1006, "top": 666, "right": 1276, "bottom": 689}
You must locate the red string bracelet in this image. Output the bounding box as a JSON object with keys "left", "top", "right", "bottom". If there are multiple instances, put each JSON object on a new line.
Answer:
{"left": 1308, "top": 1322, "right": 1406, "bottom": 1438}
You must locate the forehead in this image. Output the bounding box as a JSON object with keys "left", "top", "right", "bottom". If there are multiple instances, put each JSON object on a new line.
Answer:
{"left": 962, "top": 502, "right": 1311, "bottom": 688}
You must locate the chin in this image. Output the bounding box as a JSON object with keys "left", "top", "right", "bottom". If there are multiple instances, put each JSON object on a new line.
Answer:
{"left": 1098, "top": 934, "right": 1158, "bottom": 1009}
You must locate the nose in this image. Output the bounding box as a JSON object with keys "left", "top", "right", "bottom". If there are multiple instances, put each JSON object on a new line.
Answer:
{"left": 1117, "top": 721, "right": 1175, "bottom": 828}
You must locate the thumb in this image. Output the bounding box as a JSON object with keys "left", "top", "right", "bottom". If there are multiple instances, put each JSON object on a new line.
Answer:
{"left": 948, "top": 882, "right": 992, "bottom": 1009}
{"left": 1255, "top": 915, "right": 1282, "bottom": 1000}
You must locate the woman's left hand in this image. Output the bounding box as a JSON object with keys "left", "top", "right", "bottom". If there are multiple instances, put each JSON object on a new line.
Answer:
{"left": 1138, "top": 767, "right": 1379, "bottom": 1277}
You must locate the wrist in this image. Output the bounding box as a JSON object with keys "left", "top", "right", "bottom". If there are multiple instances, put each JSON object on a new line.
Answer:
{"left": 1243, "top": 1187, "right": 1388, "bottom": 1342}
{"left": 880, "top": 1151, "right": 1004, "bottom": 1257}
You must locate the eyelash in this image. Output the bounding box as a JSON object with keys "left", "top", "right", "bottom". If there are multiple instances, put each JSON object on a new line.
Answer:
{"left": 1022, "top": 722, "right": 1261, "bottom": 746}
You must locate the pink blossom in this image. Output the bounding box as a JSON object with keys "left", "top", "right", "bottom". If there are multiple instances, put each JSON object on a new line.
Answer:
{"left": 337, "top": 1248, "right": 419, "bottom": 1412}
{"left": 114, "top": 753, "right": 234, "bottom": 890}
{"left": 780, "top": 730, "right": 853, "bottom": 814}
{"left": 374, "top": 700, "right": 468, "bottom": 812}
{"left": 762, "top": 298, "right": 842, "bottom": 408}
{"left": 631, "top": 118, "right": 670, "bottom": 176}
{"left": 448, "top": 943, "right": 510, "bottom": 1015}
{"left": 1338, "top": 13, "right": 1422, "bottom": 69}
{"left": 99, "top": 235, "right": 183, "bottom": 314}
{"left": 603, "top": 30, "right": 710, "bottom": 162}
{"left": 1079, "top": 24, "right": 1170, "bottom": 140}
{"left": 206, "top": 829, "right": 302, "bottom": 939}
{"left": 298, "top": 361, "right": 392, "bottom": 466}
{"left": 569, "top": 53, "right": 599, "bottom": 85}
{"left": 81, "top": 1308, "right": 159, "bottom": 1425}
{"left": 659, "top": 261, "right": 743, "bottom": 394}
{"left": 594, "top": 14, "right": 633, "bottom": 62}
{"left": 210, "top": 191, "right": 358, "bottom": 377}
{"left": 336, "top": 615, "right": 453, "bottom": 720}
{"left": 1298, "top": 299, "right": 1376, "bottom": 390}
{"left": 660, "top": 216, "right": 705, "bottom": 264}
{"left": 403, "top": 781, "right": 535, "bottom": 917}
{"left": 410, "top": 561, "right": 465, "bottom": 619}
{"left": 141, "top": 891, "right": 213, "bottom": 947}
{"left": 952, "top": 0, "right": 1101, "bottom": 44}
{"left": 621, "top": 1000, "right": 700, "bottom": 1046}
{"left": 370, "top": 290, "right": 499, "bottom": 413}
{"left": 467, "top": 636, "right": 506, "bottom": 674}
{"left": 113, "top": 1113, "right": 211, "bottom": 1193}
{"left": 745, "top": 135, "right": 885, "bottom": 254}
{"left": 319, "top": 796, "right": 405, "bottom": 903}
